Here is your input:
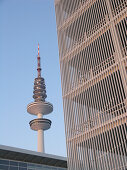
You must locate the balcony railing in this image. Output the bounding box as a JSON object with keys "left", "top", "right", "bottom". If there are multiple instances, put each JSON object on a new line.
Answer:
{"left": 61, "top": 0, "right": 89, "bottom": 25}
{"left": 62, "top": 15, "right": 109, "bottom": 60}
{"left": 92, "top": 54, "right": 115, "bottom": 76}
{"left": 70, "top": 54, "right": 115, "bottom": 92}
{"left": 110, "top": 0, "right": 126, "bottom": 17}
{"left": 72, "top": 101, "right": 126, "bottom": 135}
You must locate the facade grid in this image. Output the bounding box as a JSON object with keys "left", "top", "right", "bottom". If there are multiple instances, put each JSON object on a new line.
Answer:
{"left": 55, "top": 0, "right": 127, "bottom": 169}
{"left": 0, "top": 158, "right": 66, "bottom": 170}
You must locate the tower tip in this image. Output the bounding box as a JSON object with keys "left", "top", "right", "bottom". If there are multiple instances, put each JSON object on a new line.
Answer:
{"left": 37, "top": 43, "right": 41, "bottom": 77}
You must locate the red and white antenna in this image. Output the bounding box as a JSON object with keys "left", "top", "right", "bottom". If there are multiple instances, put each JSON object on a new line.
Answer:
{"left": 37, "top": 43, "right": 41, "bottom": 77}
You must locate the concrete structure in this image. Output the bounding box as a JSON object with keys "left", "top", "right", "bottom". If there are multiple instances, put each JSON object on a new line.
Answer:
{"left": 0, "top": 145, "right": 67, "bottom": 170}
{"left": 27, "top": 44, "right": 53, "bottom": 153}
{"left": 55, "top": 0, "right": 127, "bottom": 170}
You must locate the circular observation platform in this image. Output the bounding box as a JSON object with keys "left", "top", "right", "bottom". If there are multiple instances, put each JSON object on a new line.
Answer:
{"left": 29, "top": 118, "right": 51, "bottom": 131}
{"left": 27, "top": 101, "right": 53, "bottom": 115}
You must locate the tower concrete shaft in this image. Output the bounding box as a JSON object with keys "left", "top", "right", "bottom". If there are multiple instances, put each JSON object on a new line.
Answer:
{"left": 37, "top": 113, "right": 44, "bottom": 152}
{"left": 27, "top": 44, "right": 53, "bottom": 153}
{"left": 37, "top": 128, "right": 44, "bottom": 152}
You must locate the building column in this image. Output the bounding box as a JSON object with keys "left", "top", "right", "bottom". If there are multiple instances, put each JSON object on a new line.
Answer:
{"left": 106, "top": 0, "right": 127, "bottom": 100}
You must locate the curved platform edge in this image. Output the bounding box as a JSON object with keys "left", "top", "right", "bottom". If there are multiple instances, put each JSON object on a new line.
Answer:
{"left": 27, "top": 101, "right": 53, "bottom": 115}
{"left": 29, "top": 118, "right": 52, "bottom": 131}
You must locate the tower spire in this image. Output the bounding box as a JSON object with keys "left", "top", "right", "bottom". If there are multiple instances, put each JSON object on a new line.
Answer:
{"left": 37, "top": 43, "right": 41, "bottom": 77}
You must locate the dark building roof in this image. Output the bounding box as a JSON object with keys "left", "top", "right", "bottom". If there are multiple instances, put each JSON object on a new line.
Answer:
{"left": 0, "top": 145, "right": 67, "bottom": 168}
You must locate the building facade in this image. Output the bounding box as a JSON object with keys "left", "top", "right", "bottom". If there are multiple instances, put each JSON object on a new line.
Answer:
{"left": 0, "top": 145, "right": 67, "bottom": 170}
{"left": 55, "top": 0, "right": 127, "bottom": 169}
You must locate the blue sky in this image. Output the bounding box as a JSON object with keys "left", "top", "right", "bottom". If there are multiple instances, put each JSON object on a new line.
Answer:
{"left": 0, "top": 0, "right": 66, "bottom": 157}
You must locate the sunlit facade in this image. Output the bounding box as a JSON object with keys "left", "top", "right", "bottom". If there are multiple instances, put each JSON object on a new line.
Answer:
{"left": 55, "top": 0, "right": 127, "bottom": 169}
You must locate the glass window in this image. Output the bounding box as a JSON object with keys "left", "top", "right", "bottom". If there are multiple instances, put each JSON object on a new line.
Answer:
{"left": 9, "top": 166, "right": 18, "bottom": 170}
{"left": 40, "top": 167, "right": 52, "bottom": 170}
{"left": 51, "top": 167, "right": 57, "bottom": 170}
{"left": 19, "top": 167, "right": 27, "bottom": 170}
{"left": 34, "top": 167, "right": 43, "bottom": 170}
{"left": 27, "top": 163, "right": 35, "bottom": 168}
{"left": 19, "top": 162, "right": 27, "bottom": 168}
{"left": 34, "top": 164, "right": 42, "bottom": 168}
{"left": 0, "top": 164, "right": 9, "bottom": 170}
{"left": 0, "top": 159, "right": 9, "bottom": 165}
{"left": 0, "top": 158, "right": 67, "bottom": 170}
{"left": 10, "top": 161, "right": 18, "bottom": 166}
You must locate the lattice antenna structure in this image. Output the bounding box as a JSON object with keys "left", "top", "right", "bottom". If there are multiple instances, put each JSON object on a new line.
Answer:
{"left": 37, "top": 43, "right": 41, "bottom": 77}
{"left": 27, "top": 44, "right": 53, "bottom": 153}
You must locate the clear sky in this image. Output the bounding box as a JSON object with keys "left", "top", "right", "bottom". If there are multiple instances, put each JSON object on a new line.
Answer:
{"left": 0, "top": 0, "right": 66, "bottom": 157}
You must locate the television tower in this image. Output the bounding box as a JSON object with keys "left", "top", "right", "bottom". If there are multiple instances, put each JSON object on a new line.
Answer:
{"left": 27, "top": 44, "right": 53, "bottom": 153}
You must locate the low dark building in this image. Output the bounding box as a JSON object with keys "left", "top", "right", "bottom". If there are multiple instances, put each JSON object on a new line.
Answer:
{"left": 0, "top": 145, "right": 67, "bottom": 170}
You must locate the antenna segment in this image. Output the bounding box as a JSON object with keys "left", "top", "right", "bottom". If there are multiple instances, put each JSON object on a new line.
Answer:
{"left": 37, "top": 43, "right": 41, "bottom": 77}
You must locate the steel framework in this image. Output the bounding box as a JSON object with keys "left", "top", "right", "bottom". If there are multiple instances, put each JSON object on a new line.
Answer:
{"left": 55, "top": 0, "right": 127, "bottom": 169}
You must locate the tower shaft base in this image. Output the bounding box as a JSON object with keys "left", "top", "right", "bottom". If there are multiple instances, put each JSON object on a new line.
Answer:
{"left": 37, "top": 129, "right": 44, "bottom": 153}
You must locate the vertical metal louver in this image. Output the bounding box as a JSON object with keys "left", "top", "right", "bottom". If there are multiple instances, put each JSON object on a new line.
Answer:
{"left": 55, "top": 0, "right": 127, "bottom": 169}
